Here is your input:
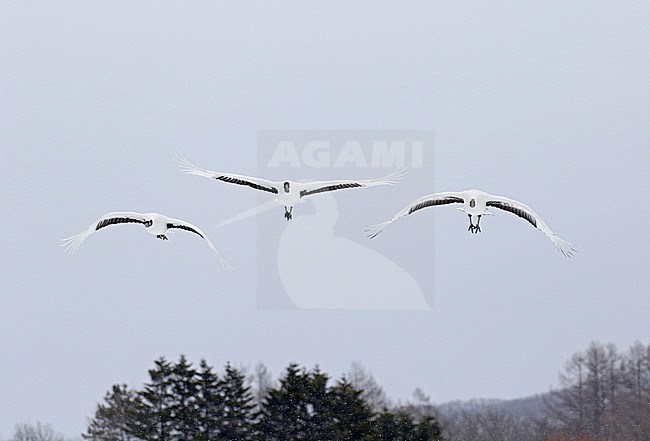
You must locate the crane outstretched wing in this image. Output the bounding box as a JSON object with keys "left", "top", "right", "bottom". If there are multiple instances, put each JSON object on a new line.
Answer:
{"left": 176, "top": 153, "right": 279, "bottom": 194}
{"left": 299, "top": 166, "right": 407, "bottom": 198}
{"left": 166, "top": 217, "right": 233, "bottom": 271}
{"left": 366, "top": 192, "right": 464, "bottom": 239}
{"left": 486, "top": 195, "right": 576, "bottom": 257}
{"left": 61, "top": 212, "right": 148, "bottom": 254}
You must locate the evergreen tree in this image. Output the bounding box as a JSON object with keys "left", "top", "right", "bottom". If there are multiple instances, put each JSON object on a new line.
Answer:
{"left": 326, "top": 377, "right": 374, "bottom": 440}
{"left": 218, "top": 363, "right": 255, "bottom": 440}
{"left": 412, "top": 415, "right": 444, "bottom": 441}
{"left": 369, "top": 410, "right": 443, "bottom": 441}
{"left": 256, "top": 365, "right": 380, "bottom": 440}
{"left": 256, "top": 363, "right": 326, "bottom": 440}
{"left": 137, "top": 357, "right": 176, "bottom": 440}
{"left": 371, "top": 411, "right": 415, "bottom": 440}
{"left": 170, "top": 355, "right": 200, "bottom": 440}
{"left": 84, "top": 384, "right": 142, "bottom": 441}
{"left": 195, "top": 359, "right": 224, "bottom": 440}
{"left": 302, "top": 366, "right": 332, "bottom": 440}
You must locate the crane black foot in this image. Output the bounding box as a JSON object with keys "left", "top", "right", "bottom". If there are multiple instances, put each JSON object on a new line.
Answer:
{"left": 467, "top": 214, "right": 482, "bottom": 233}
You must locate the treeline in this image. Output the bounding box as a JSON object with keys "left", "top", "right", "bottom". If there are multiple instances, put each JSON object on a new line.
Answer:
{"left": 546, "top": 341, "right": 650, "bottom": 441}
{"left": 83, "top": 357, "right": 443, "bottom": 441}
{"left": 8, "top": 341, "right": 648, "bottom": 441}
{"left": 439, "top": 341, "right": 650, "bottom": 441}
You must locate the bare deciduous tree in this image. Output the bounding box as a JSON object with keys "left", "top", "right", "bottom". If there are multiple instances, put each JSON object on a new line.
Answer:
{"left": 548, "top": 341, "right": 650, "bottom": 440}
{"left": 247, "top": 361, "right": 274, "bottom": 409}
{"left": 10, "top": 422, "right": 65, "bottom": 441}
{"left": 440, "top": 402, "right": 543, "bottom": 441}
{"left": 347, "top": 361, "right": 390, "bottom": 411}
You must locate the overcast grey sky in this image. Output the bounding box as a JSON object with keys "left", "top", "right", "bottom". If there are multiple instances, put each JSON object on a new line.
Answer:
{"left": 1, "top": 1, "right": 649, "bottom": 438}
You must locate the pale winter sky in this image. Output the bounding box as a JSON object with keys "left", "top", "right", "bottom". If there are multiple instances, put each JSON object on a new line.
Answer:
{"left": 1, "top": 1, "right": 649, "bottom": 438}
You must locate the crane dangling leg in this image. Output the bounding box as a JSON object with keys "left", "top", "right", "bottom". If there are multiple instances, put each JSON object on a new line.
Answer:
{"left": 284, "top": 206, "right": 293, "bottom": 221}
{"left": 467, "top": 214, "right": 482, "bottom": 234}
